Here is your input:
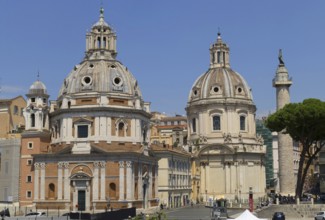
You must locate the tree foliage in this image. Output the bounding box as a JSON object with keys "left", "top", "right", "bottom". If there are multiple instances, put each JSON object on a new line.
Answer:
{"left": 265, "top": 98, "right": 325, "bottom": 198}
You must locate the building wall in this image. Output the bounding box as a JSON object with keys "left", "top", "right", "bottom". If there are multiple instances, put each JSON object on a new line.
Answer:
{"left": 0, "top": 138, "right": 21, "bottom": 202}
{"left": 0, "top": 96, "right": 26, "bottom": 138}
{"left": 156, "top": 150, "right": 191, "bottom": 208}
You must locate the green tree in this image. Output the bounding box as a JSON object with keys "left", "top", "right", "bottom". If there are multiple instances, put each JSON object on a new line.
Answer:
{"left": 265, "top": 98, "right": 325, "bottom": 198}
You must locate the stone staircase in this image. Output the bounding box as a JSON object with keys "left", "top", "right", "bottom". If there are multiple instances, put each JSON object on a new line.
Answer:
{"left": 257, "top": 204, "right": 325, "bottom": 219}
{"left": 291, "top": 204, "right": 325, "bottom": 218}
{"left": 257, "top": 205, "right": 303, "bottom": 219}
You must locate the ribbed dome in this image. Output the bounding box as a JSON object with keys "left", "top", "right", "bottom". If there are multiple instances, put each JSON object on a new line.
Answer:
{"left": 188, "top": 67, "right": 253, "bottom": 102}
{"left": 58, "top": 60, "right": 142, "bottom": 98}
{"left": 28, "top": 80, "right": 48, "bottom": 96}
{"left": 57, "top": 8, "right": 141, "bottom": 100}
{"left": 188, "top": 33, "right": 253, "bottom": 105}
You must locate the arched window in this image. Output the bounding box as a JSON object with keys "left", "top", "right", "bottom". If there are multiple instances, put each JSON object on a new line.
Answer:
{"left": 48, "top": 183, "right": 55, "bottom": 199}
{"left": 109, "top": 183, "right": 116, "bottom": 199}
{"left": 118, "top": 122, "right": 125, "bottom": 137}
{"left": 97, "top": 37, "right": 101, "bottom": 48}
{"left": 103, "top": 37, "right": 107, "bottom": 48}
{"left": 212, "top": 115, "right": 221, "bottom": 130}
{"left": 31, "top": 114, "right": 35, "bottom": 127}
{"left": 192, "top": 118, "right": 196, "bottom": 133}
{"left": 43, "top": 114, "right": 46, "bottom": 128}
{"left": 134, "top": 182, "right": 138, "bottom": 200}
{"left": 240, "top": 115, "right": 246, "bottom": 131}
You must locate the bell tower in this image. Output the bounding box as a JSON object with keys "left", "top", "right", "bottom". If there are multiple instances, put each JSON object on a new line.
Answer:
{"left": 24, "top": 79, "right": 50, "bottom": 131}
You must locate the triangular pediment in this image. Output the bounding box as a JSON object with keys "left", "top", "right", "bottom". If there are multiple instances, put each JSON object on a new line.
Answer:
{"left": 73, "top": 117, "right": 93, "bottom": 124}
{"left": 198, "top": 144, "right": 235, "bottom": 156}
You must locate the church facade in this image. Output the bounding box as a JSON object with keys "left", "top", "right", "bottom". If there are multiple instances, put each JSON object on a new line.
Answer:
{"left": 187, "top": 33, "right": 266, "bottom": 203}
{"left": 19, "top": 8, "right": 158, "bottom": 212}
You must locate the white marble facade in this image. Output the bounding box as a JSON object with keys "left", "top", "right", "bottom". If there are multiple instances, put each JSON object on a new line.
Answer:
{"left": 187, "top": 33, "right": 266, "bottom": 202}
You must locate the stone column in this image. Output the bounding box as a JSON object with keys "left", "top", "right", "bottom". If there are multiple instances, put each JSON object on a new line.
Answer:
{"left": 93, "top": 162, "right": 99, "bottom": 201}
{"left": 225, "top": 163, "right": 230, "bottom": 194}
{"left": 148, "top": 164, "right": 152, "bottom": 200}
{"left": 107, "top": 118, "right": 111, "bottom": 143}
{"left": 138, "top": 163, "right": 143, "bottom": 200}
{"left": 63, "top": 162, "right": 70, "bottom": 200}
{"left": 34, "top": 163, "right": 40, "bottom": 200}
{"left": 126, "top": 161, "right": 133, "bottom": 200}
{"left": 58, "top": 162, "right": 63, "bottom": 200}
{"left": 155, "top": 165, "right": 158, "bottom": 197}
{"left": 100, "top": 161, "right": 106, "bottom": 201}
{"left": 40, "top": 163, "right": 46, "bottom": 200}
{"left": 119, "top": 161, "right": 125, "bottom": 201}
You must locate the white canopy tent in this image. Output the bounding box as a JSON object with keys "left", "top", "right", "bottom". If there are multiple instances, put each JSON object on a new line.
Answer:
{"left": 228, "top": 209, "right": 268, "bottom": 220}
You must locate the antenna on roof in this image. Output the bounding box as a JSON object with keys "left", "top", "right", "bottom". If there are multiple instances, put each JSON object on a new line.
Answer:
{"left": 37, "top": 69, "right": 40, "bottom": 81}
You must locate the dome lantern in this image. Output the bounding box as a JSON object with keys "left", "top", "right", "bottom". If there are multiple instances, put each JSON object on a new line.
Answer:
{"left": 85, "top": 7, "right": 117, "bottom": 59}
{"left": 209, "top": 32, "right": 230, "bottom": 68}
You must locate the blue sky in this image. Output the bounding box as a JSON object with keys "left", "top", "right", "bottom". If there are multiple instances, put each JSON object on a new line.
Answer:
{"left": 1, "top": 1, "right": 325, "bottom": 117}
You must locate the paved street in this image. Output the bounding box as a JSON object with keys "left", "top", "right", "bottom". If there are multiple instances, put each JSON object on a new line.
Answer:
{"left": 164, "top": 204, "right": 242, "bottom": 220}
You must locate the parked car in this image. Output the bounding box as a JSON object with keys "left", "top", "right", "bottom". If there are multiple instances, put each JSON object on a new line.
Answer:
{"left": 272, "top": 212, "right": 285, "bottom": 220}
{"left": 315, "top": 211, "right": 325, "bottom": 220}
{"left": 25, "top": 212, "right": 46, "bottom": 217}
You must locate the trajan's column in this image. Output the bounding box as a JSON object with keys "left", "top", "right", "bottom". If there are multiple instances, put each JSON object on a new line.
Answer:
{"left": 273, "top": 49, "right": 295, "bottom": 195}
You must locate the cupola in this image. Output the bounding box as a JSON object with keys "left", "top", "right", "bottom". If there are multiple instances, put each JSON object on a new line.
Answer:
{"left": 209, "top": 33, "right": 230, "bottom": 68}
{"left": 85, "top": 7, "right": 117, "bottom": 59}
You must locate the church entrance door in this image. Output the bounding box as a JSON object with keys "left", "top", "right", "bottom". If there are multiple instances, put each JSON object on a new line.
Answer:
{"left": 78, "top": 190, "right": 86, "bottom": 211}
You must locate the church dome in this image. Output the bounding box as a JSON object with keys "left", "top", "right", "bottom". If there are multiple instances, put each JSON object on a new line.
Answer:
{"left": 188, "top": 33, "right": 253, "bottom": 105}
{"left": 28, "top": 80, "right": 48, "bottom": 96}
{"left": 58, "top": 60, "right": 142, "bottom": 98}
{"left": 57, "top": 8, "right": 142, "bottom": 100}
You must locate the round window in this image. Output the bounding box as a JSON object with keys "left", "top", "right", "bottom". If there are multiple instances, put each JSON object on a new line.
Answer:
{"left": 213, "top": 86, "right": 219, "bottom": 93}
{"left": 238, "top": 87, "right": 242, "bottom": 93}
{"left": 89, "top": 64, "right": 94, "bottom": 68}
{"left": 82, "top": 76, "right": 92, "bottom": 86}
{"left": 113, "top": 77, "right": 123, "bottom": 86}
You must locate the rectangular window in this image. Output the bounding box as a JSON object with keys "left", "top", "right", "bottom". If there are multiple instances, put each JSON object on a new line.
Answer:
{"left": 78, "top": 125, "right": 88, "bottom": 138}
{"left": 28, "top": 142, "right": 33, "bottom": 149}
{"left": 212, "top": 115, "right": 221, "bottom": 130}
{"left": 26, "top": 191, "right": 32, "bottom": 198}
{"left": 240, "top": 116, "right": 246, "bottom": 131}
{"left": 192, "top": 118, "right": 196, "bottom": 133}
{"left": 21, "top": 108, "right": 24, "bottom": 116}
{"left": 31, "top": 98, "right": 35, "bottom": 103}
{"left": 13, "top": 105, "right": 18, "bottom": 115}
{"left": 27, "top": 159, "right": 33, "bottom": 165}
{"left": 27, "top": 176, "right": 32, "bottom": 183}
{"left": 217, "top": 51, "right": 221, "bottom": 63}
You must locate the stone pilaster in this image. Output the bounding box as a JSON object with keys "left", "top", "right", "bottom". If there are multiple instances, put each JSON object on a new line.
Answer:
{"left": 126, "top": 161, "right": 133, "bottom": 200}
{"left": 138, "top": 163, "right": 143, "bottom": 200}
{"left": 93, "top": 162, "right": 100, "bottom": 201}
{"left": 148, "top": 164, "right": 152, "bottom": 200}
{"left": 34, "top": 163, "right": 40, "bottom": 200}
{"left": 58, "top": 162, "right": 64, "bottom": 200}
{"left": 63, "top": 162, "right": 70, "bottom": 200}
{"left": 40, "top": 163, "right": 46, "bottom": 200}
{"left": 119, "top": 161, "right": 125, "bottom": 201}
{"left": 100, "top": 161, "right": 106, "bottom": 201}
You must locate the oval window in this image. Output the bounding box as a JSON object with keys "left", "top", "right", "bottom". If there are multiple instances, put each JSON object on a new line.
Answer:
{"left": 213, "top": 86, "right": 219, "bottom": 93}
{"left": 238, "top": 87, "right": 242, "bottom": 93}
{"left": 82, "top": 76, "right": 92, "bottom": 86}
{"left": 113, "top": 77, "right": 123, "bottom": 86}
